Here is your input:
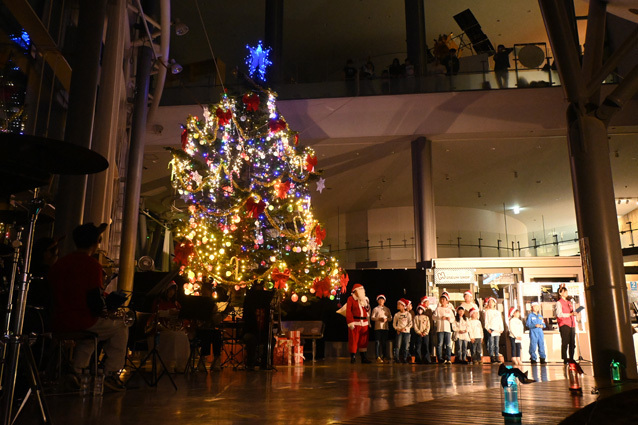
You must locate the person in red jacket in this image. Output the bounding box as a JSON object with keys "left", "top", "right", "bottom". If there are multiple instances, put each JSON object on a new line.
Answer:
{"left": 555, "top": 286, "right": 577, "bottom": 363}
{"left": 346, "top": 283, "right": 371, "bottom": 364}
{"left": 49, "top": 223, "right": 128, "bottom": 391}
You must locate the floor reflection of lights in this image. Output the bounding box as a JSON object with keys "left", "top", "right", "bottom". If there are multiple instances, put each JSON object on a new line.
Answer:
{"left": 21, "top": 359, "right": 595, "bottom": 425}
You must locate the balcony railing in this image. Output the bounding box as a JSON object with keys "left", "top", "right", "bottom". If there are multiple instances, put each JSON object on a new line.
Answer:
{"left": 324, "top": 225, "right": 638, "bottom": 265}
{"left": 159, "top": 67, "right": 573, "bottom": 106}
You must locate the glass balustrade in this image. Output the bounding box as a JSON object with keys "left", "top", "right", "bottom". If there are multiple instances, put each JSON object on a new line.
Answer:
{"left": 323, "top": 225, "right": 638, "bottom": 263}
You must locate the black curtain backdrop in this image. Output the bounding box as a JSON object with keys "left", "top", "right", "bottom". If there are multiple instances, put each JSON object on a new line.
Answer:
{"left": 281, "top": 268, "right": 428, "bottom": 342}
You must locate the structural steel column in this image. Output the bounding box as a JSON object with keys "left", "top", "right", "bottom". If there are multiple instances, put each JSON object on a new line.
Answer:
{"left": 118, "top": 45, "right": 153, "bottom": 294}
{"left": 85, "top": 0, "right": 126, "bottom": 235}
{"left": 265, "top": 0, "right": 284, "bottom": 82}
{"left": 539, "top": 0, "right": 637, "bottom": 379}
{"left": 567, "top": 108, "right": 637, "bottom": 378}
{"left": 404, "top": 0, "right": 427, "bottom": 76}
{"left": 55, "top": 0, "right": 107, "bottom": 255}
{"left": 411, "top": 137, "right": 437, "bottom": 267}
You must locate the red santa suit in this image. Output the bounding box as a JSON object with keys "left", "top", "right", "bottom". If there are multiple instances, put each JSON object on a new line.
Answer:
{"left": 346, "top": 284, "right": 370, "bottom": 354}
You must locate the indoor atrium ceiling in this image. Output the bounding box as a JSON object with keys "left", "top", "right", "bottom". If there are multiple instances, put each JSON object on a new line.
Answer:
{"left": 140, "top": 0, "right": 638, "bottom": 236}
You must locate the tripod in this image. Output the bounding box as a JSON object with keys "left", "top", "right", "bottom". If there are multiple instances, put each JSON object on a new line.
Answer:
{"left": 126, "top": 329, "right": 177, "bottom": 390}
{"left": 0, "top": 191, "right": 51, "bottom": 425}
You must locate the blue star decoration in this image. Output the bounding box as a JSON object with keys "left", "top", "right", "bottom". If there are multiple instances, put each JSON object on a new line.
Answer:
{"left": 245, "top": 41, "right": 272, "bottom": 81}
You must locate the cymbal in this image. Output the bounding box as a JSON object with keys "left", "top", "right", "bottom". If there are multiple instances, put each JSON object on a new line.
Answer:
{"left": 0, "top": 133, "right": 109, "bottom": 175}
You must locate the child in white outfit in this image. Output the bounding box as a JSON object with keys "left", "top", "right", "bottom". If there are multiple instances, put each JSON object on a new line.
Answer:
{"left": 393, "top": 299, "right": 412, "bottom": 363}
{"left": 468, "top": 308, "right": 483, "bottom": 364}
{"left": 371, "top": 295, "right": 392, "bottom": 362}
{"left": 452, "top": 306, "right": 470, "bottom": 363}
{"left": 433, "top": 295, "right": 455, "bottom": 364}
{"left": 508, "top": 307, "right": 524, "bottom": 365}
{"left": 484, "top": 297, "right": 504, "bottom": 364}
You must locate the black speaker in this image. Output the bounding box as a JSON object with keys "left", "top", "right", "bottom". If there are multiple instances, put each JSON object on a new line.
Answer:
{"left": 453, "top": 9, "right": 495, "bottom": 55}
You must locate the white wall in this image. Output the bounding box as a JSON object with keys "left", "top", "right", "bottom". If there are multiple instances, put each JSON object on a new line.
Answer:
{"left": 331, "top": 204, "right": 530, "bottom": 267}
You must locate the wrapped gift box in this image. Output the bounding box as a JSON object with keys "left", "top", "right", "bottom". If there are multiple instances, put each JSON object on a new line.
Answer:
{"left": 287, "top": 330, "right": 301, "bottom": 347}
{"left": 273, "top": 336, "right": 292, "bottom": 365}
{"left": 292, "top": 345, "right": 304, "bottom": 365}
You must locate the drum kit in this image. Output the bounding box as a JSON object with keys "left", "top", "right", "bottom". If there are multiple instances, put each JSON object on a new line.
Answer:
{"left": 0, "top": 132, "right": 108, "bottom": 425}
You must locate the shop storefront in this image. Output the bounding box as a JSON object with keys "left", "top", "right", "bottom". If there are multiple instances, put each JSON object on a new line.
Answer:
{"left": 428, "top": 256, "right": 590, "bottom": 362}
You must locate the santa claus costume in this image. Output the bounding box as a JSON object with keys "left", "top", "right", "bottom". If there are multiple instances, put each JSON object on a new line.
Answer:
{"left": 346, "top": 284, "right": 371, "bottom": 363}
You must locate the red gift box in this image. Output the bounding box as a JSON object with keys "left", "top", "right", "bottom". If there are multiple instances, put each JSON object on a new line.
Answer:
{"left": 274, "top": 336, "right": 292, "bottom": 365}
{"left": 288, "top": 330, "right": 301, "bottom": 346}
{"left": 292, "top": 345, "right": 304, "bottom": 365}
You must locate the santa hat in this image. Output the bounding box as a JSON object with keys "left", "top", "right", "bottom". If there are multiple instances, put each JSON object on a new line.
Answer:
{"left": 508, "top": 306, "right": 519, "bottom": 319}
{"left": 485, "top": 297, "right": 496, "bottom": 306}
{"left": 420, "top": 296, "right": 429, "bottom": 303}
{"left": 441, "top": 292, "right": 450, "bottom": 301}
{"left": 464, "top": 290, "right": 473, "bottom": 298}
{"left": 469, "top": 307, "right": 479, "bottom": 317}
{"left": 397, "top": 299, "right": 407, "bottom": 307}
{"left": 407, "top": 299, "right": 412, "bottom": 306}
{"left": 416, "top": 304, "right": 426, "bottom": 313}
{"left": 376, "top": 294, "right": 386, "bottom": 301}
{"left": 351, "top": 283, "right": 364, "bottom": 293}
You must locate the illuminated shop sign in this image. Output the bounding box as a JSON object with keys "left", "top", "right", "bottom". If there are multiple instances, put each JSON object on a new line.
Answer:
{"left": 434, "top": 268, "right": 476, "bottom": 284}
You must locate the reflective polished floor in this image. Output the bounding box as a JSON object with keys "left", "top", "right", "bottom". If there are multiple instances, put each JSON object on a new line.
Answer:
{"left": 16, "top": 359, "right": 624, "bottom": 425}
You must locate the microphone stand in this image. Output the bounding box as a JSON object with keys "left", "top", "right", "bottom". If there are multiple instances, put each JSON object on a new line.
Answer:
{"left": 1, "top": 189, "right": 51, "bottom": 424}
{"left": 571, "top": 297, "right": 591, "bottom": 363}
{"left": 0, "top": 227, "right": 23, "bottom": 388}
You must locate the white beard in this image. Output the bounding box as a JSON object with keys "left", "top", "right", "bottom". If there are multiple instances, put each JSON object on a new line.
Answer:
{"left": 353, "top": 289, "right": 369, "bottom": 308}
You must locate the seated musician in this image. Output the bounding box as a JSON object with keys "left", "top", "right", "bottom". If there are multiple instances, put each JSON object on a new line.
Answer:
{"left": 149, "top": 281, "right": 190, "bottom": 373}
{"left": 242, "top": 281, "right": 274, "bottom": 370}
{"left": 48, "top": 223, "right": 128, "bottom": 391}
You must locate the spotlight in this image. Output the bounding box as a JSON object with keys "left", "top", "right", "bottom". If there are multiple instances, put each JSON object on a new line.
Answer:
{"left": 173, "top": 18, "right": 189, "bottom": 36}
{"left": 170, "top": 59, "right": 183, "bottom": 74}
{"left": 513, "top": 206, "right": 520, "bottom": 215}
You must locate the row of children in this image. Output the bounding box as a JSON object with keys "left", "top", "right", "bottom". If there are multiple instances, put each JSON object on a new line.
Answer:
{"left": 370, "top": 291, "right": 547, "bottom": 365}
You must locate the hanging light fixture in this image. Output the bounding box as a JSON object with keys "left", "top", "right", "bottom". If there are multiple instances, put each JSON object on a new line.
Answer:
{"left": 170, "top": 59, "right": 183, "bottom": 74}
{"left": 173, "top": 18, "right": 189, "bottom": 36}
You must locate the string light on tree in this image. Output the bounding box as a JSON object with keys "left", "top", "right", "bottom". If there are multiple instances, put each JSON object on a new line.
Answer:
{"left": 169, "top": 43, "right": 346, "bottom": 298}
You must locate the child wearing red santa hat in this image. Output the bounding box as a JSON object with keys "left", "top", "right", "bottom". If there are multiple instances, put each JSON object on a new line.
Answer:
{"left": 392, "top": 299, "right": 413, "bottom": 363}
{"left": 433, "top": 293, "right": 455, "bottom": 364}
{"left": 346, "top": 284, "right": 371, "bottom": 363}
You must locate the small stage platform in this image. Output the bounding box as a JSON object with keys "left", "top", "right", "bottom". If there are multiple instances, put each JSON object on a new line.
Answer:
{"left": 15, "top": 359, "right": 637, "bottom": 424}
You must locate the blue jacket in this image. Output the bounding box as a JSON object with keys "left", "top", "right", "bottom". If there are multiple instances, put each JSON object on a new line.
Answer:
{"left": 526, "top": 311, "right": 545, "bottom": 332}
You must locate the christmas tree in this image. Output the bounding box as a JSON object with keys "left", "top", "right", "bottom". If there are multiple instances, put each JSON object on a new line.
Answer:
{"left": 169, "top": 42, "right": 347, "bottom": 301}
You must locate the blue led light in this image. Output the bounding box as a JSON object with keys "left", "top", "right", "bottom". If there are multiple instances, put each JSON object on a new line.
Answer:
{"left": 10, "top": 29, "right": 30, "bottom": 50}
{"left": 245, "top": 41, "right": 272, "bottom": 81}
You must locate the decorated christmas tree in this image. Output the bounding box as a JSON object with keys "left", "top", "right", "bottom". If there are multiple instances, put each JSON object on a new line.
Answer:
{"left": 169, "top": 42, "right": 347, "bottom": 301}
